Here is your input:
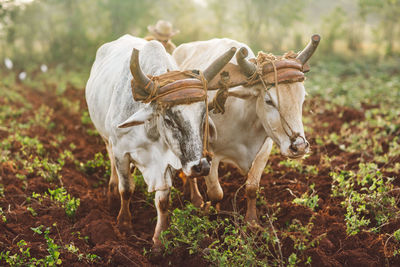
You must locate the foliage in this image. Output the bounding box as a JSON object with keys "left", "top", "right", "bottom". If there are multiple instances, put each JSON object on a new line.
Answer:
{"left": 32, "top": 187, "right": 80, "bottom": 218}
{"left": 162, "top": 203, "right": 318, "bottom": 266}
{"left": 292, "top": 184, "right": 320, "bottom": 211}
{"left": 76, "top": 152, "right": 110, "bottom": 178}
{"left": 330, "top": 163, "right": 399, "bottom": 235}
{"left": 0, "top": 223, "right": 99, "bottom": 266}
{"left": 0, "top": 207, "right": 6, "bottom": 223}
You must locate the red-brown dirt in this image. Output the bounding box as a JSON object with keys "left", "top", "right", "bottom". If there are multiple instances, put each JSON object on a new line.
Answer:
{"left": 0, "top": 82, "right": 399, "bottom": 266}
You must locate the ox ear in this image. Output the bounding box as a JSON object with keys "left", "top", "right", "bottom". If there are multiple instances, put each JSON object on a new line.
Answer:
{"left": 227, "top": 86, "right": 259, "bottom": 99}
{"left": 118, "top": 107, "right": 153, "bottom": 128}
{"left": 208, "top": 117, "right": 217, "bottom": 143}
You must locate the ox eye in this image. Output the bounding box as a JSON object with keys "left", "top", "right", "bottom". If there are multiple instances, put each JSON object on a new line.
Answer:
{"left": 265, "top": 99, "right": 274, "bottom": 106}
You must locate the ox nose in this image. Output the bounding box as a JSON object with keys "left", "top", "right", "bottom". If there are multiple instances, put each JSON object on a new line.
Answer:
{"left": 289, "top": 136, "right": 309, "bottom": 156}
{"left": 191, "top": 158, "right": 211, "bottom": 177}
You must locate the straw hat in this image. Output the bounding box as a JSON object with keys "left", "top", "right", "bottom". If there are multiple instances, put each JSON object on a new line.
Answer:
{"left": 147, "top": 20, "right": 180, "bottom": 41}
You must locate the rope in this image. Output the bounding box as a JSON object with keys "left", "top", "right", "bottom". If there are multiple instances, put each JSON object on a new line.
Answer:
{"left": 199, "top": 73, "right": 212, "bottom": 159}
{"left": 256, "top": 57, "right": 300, "bottom": 142}
{"left": 133, "top": 70, "right": 212, "bottom": 158}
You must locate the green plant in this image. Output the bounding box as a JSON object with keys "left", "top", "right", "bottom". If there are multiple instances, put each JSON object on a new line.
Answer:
{"left": 161, "top": 203, "right": 315, "bottom": 266}
{"left": 31, "top": 225, "right": 62, "bottom": 265}
{"left": 331, "top": 163, "right": 399, "bottom": 235}
{"left": 0, "top": 239, "right": 37, "bottom": 266}
{"left": 29, "top": 105, "right": 55, "bottom": 130}
{"left": 279, "top": 159, "right": 318, "bottom": 175}
{"left": 27, "top": 206, "right": 37, "bottom": 217}
{"left": 32, "top": 187, "right": 80, "bottom": 218}
{"left": 23, "top": 156, "right": 63, "bottom": 183}
{"left": 0, "top": 183, "right": 4, "bottom": 198}
{"left": 0, "top": 207, "right": 6, "bottom": 223}
{"left": 292, "top": 184, "right": 319, "bottom": 211}
{"left": 48, "top": 188, "right": 80, "bottom": 218}
{"left": 64, "top": 242, "right": 99, "bottom": 263}
{"left": 81, "top": 111, "right": 92, "bottom": 125}
{"left": 283, "top": 216, "right": 323, "bottom": 255}
{"left": 162, "top": 204, "right": 220, "bottom": 255}
{"left": 76, "top": 152, "right": 110, "bottom": 178}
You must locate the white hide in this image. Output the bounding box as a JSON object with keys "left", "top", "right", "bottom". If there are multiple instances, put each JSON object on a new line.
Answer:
{"left": 86, "top": 35, "right": 203, "bottom": 192}
{"left": 173, "top": 38, "right": 307, "bottom": 173}
{"left": 174, "top": 39, "right": 266, "bottom": 173}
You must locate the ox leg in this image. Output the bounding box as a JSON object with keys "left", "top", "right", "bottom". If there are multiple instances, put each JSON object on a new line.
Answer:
{"left": 188, "top": 178, "right": 204, "bottom": 208}
{"left": 105, "top": 142, "right": 119, "bottom": 212}
{"left": 245, "top": 137, "right": 273, "bottom": 225}
{"left": 205, "top": 157, "right": 223, "bottom": 204}
{"left": 152, "top": 188, "right": 170, "bottom": 248}
{"left": 115, "top": 154, "right": 135, "bottom": 233}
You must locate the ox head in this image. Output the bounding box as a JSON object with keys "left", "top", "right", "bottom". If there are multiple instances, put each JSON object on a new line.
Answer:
{"left": 235, "top": 35, "right": 320, "bottom": 159}
{"left": 119, "top": 46, "right": 236, "bottom": 176}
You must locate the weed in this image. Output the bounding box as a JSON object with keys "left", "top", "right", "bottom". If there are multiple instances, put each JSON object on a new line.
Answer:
{"left": 162, "top": 203, "right": 315, "bottom": 266}
{"left": 291, "top": 184, "right": 319, "bottom": 211}
{"left": 64, "top": 242, "right": 99, "bottom": 263}
{"left": 27, "top": 206, "right": 37, "bottom": 217}
{"left": 30, "top": 105, "right": 55, "bottom": 130}
{"left": 279, "top": 159, "right": 318, "bottom": 175}
{"left": 0, "top": 207, "right": 6, "bottom": 223}
{"left": 60, "top": 98, "right": 80, "bottom": 115}
{"left": 31, "top": 225, "right": 62, "bottom": 265}
{"left": 25, "top": 156, "right": 63, "bottom": 182}
{"left": 71, "top": 231, "right": 89, "bottom": 243}
{"left": 162, "top": 204, "right": 220, "bottom": 255}
{"left": 81, "top": 111, "right": 92, "bottom": 125}
{"left": 331, "top": 163, "right": 399, "bottom": 235}
{"left": 283, "top": 216, "right": 323, "bottom": 255}
{"left": 48, "top": 187, "right": 80, "bottom": 218}
{"left": 32, "top": 187, "right": 80, "bottom": 218}
{"left": 0, "top": 239, "right": 38, "bottom": 266}
{"left": 0, "top": 184, "right": 4, "bottom": 198}
{"left": 76, "top": 152, "right": 110, "bottom": 178}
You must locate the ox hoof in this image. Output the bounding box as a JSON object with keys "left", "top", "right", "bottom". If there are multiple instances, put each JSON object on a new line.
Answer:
{"left": 192, "top": 196, "right": 204, "bottom": 208}
{"left": 201, "top": 201, "right": 212, "bottom": 214}
{"left": 149, "top": 245, "right": 164, "bottom": 263}
{"left": 200, "top": 201, "right": 221, "bottom": 214}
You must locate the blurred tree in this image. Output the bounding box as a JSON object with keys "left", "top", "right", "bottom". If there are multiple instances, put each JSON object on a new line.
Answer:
{"left": 152, "top": 0, "right": 211, "bottom": 45}
{"left": 0, "top": 0, "right": 396, "bottom": 71}
{"left": 238, "top": 0, "right": 307, "bottom": 52}
{"left": 100, "top": 0, "right": 155, "bottom": 39}
{"left": 321, "top": 7, "right": 346, "bottom": 53}
{"left": 208, "top": 0, "right": 232, "bottom": 37}
{"left": 359, "top": 0, "right": 400, "bottom": 55}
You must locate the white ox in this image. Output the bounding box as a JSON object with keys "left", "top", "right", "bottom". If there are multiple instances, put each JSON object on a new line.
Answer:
{"left": 86, "top": 35, "right": 235, "bottom": 248}
{"left": 173, "top": 36, "right": 320, "bottom": 224}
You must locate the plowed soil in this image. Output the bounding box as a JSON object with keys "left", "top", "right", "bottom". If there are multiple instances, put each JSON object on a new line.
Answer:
{"left": 0, "top": 81, "right": 399, "bottom": 266}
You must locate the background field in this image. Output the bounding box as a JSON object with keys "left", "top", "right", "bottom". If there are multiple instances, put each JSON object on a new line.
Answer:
{"left": 0, "top": 0, "right": 399, "bottom": 266}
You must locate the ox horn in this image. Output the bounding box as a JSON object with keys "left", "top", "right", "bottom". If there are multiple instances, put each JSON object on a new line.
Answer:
{"left": 203, "top": 47, "right": 237, "bottom": 81}
{"left": 130, "top": 48, "right": 154, "bottom": 94}
{"left": 296, "top": 34, "right": 321, "bottom": 65}
{"left": 236, "top": 47, "right": 256, "bottom": 77}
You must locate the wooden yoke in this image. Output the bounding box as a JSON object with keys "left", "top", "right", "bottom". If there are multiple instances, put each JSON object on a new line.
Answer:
{"left": 131, "top": 70, "right": 207, "bottom": 107}
{"left": 207, "top": 56, "right": 307, "bottom": 91}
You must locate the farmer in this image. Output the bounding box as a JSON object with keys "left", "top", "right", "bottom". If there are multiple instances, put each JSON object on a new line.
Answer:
{"left": 145, "top": 20, "right": 180, "bottom": 54}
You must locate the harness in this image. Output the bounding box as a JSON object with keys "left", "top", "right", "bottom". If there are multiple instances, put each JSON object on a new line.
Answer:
{"left": 207, "top": 51, "right": 310, "bottom": 143}
{"left": 130, "top": 51, "right": 310, "bottom": 158}
{"left": 131, "top": 70, "right": 213, "bottom": 158}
